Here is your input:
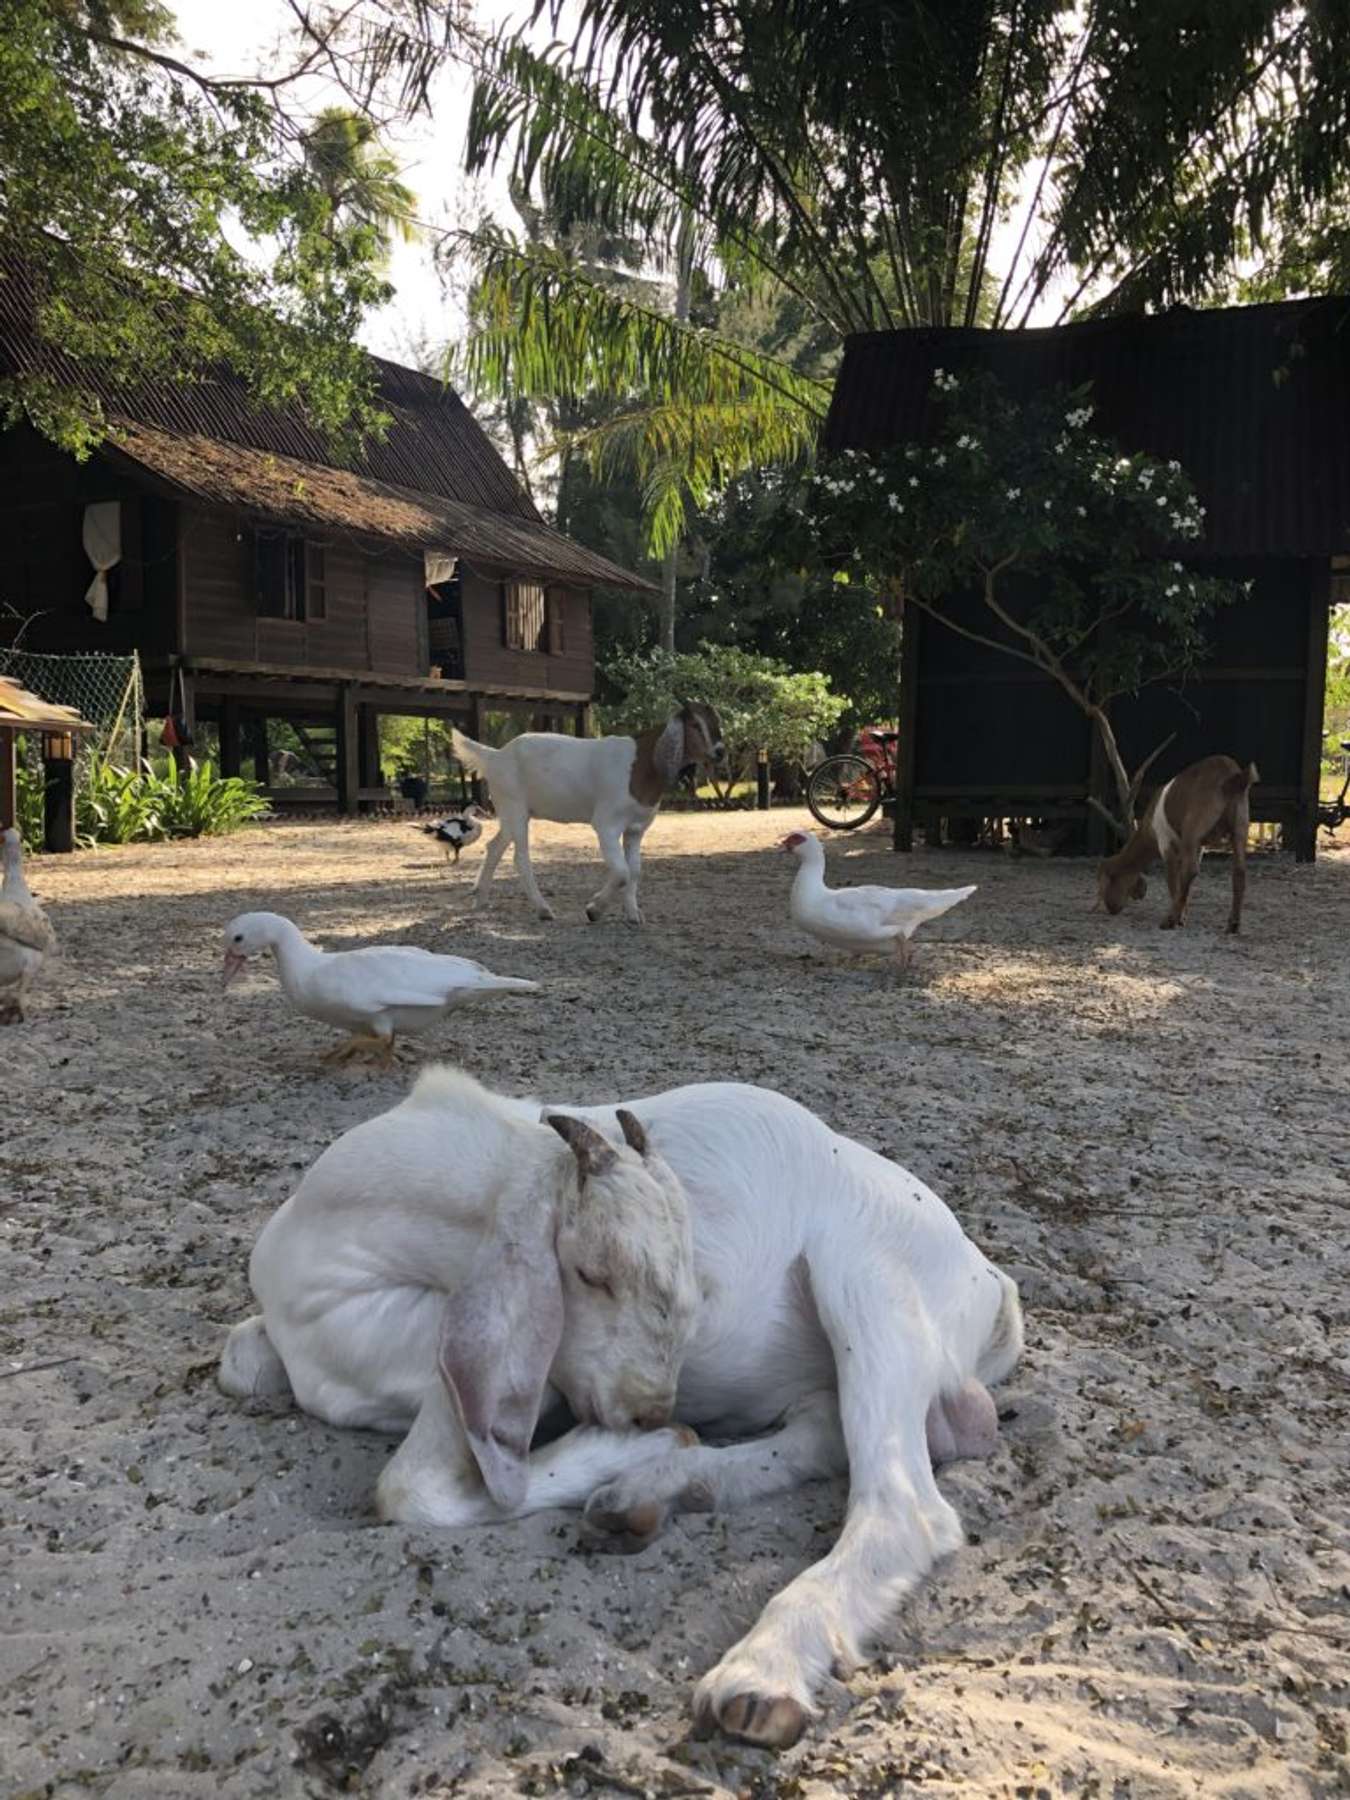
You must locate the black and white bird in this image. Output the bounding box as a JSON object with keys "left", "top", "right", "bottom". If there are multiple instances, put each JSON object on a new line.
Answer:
{"left": 420, "top": 804, "right": 489, "bottom": 865}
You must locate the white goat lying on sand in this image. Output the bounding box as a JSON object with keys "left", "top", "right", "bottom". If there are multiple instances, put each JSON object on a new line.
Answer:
{"left": 219, "top": 1067, "right": 1022, "bottom": 1748}
{"left": 450, "top": 702, "right": 723, "bottom": 925}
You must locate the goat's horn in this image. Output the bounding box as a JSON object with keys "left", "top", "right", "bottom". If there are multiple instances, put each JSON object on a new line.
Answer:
{"left": 615, "top": 1109, "right": 649, "bottom": 1157}
{"left": 545, "top": 1113, "right": 617, "bottom": 1179}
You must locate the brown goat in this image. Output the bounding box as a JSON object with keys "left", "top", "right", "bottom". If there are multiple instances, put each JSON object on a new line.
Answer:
{"left": 1097, "top": 756, "right": 1259, "bottom": 933}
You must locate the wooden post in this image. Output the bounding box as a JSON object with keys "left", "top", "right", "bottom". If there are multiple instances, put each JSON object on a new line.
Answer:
{"left": 0, "top": 730, "right": 14, "bottom": 831}
{"left": 172, "top": 668, "right": 196, "bottom": 774}
{"left": 43, "top": 751, "right": 76, "bottom": 853}
{"left": 219, "top": 696, "right": 241, "bottom": 778}
{"left": 575, "top": 703, "right": 593, "bottom": 738}
{"left": 248, "top": 715, "right": 269, "bottom": 785}
{"left": 466, "top": 693, "right": 485, "bottom": 809}
{"left": 1296, "top": 560, "right": 1331, "bottom": 863}
{"left": 893, "top": 599, "right": 920, "bottom": 852}
{"left": 336, "top": 683, "right": 359, "bottom": 816}
{"left": 359, "top": 705, "right": 383, "bottom": 793}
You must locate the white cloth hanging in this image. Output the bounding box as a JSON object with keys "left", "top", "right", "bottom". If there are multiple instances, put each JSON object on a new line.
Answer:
{"left": 83, "top": 502, "right": 122, "bottom": 622}
{"left": 424, "top": 549, "right": 457, "bottom": 588}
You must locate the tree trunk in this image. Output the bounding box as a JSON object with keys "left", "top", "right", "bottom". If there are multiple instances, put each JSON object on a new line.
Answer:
{"left": 658, "top": 205, "right": 695, "bottom": 655}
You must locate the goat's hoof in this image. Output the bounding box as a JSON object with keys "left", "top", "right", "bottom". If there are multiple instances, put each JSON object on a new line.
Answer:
{"left": 580, "top": 1491, "right": 669, "bottom": 1553}
{"left": 623, "top": 911, "right": 644, "bottom": 928}
{"left": 536, "top": 905, "right": 556, "bottom": 922}
{"left": 584, "top": 904, "right": 601, "bottom": 923}
{"left": 694, "top": 1691, "right": 809, "bottom": 1749}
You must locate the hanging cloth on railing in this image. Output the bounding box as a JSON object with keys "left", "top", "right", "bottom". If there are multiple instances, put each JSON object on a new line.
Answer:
{"left": 82, "top": 502, "right": 122, "bottom": 622}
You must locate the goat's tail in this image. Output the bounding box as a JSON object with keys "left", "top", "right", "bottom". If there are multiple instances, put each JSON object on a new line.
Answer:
{"left": 449, "top": 727, "right": 495, "bottom": 778}
{"left": 1225, "top": 760, "right": 1260, "bottom": 798}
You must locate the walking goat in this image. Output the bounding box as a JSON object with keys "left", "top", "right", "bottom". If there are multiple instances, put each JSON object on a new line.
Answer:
{"left": 219, "top": 1066, "right": 1022, "bottom": 1749}
{"left": 449, "top": 703, "right": 723, "bottom": 925}
{"left": 1097, "top": 754, "right": 1258, "bottom": 931}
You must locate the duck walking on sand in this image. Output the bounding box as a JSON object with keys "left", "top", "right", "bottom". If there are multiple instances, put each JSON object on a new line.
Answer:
{"left": 780, "top": 831, "right": 976, "bottom": 969}
{"left": 222, "top": 911, "right": 539, "bottom": 1065}
{"left": 420, "top": 804, "right": 489, "bottom": 865}
{"left": 0, "top": 828, "right": 56, "bottom": 1024}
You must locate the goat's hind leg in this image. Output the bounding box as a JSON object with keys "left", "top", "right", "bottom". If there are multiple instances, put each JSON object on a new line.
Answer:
{"left": 472, "top": 819, "right": 513, "bottom": 912}
{"left": 583, "top": 1390, "right": 846, "bottom": 1553}
{"left": 218, "top": 1315, "right": 293, "bottom": 1400}
{"left": 510, "top": 821, "right": 555, "bottom": 921}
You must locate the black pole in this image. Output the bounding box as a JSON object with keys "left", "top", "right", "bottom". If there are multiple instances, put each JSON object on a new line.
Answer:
{"left": 43, "top": 754, "right": 76, "bottom": 853}
{"left": 756, "top": 748, "right": 770, "bottom": 810}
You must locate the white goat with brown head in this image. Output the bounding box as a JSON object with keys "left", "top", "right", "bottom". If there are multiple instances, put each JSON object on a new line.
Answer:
{"left": 1097, "top": 754, "right": 1258, "bottom": 932}
{"left": 449, "top": 703, "right": 723, "bottom": 925}
{"left": 219, "top": 1066, "right": 1022, "bottom": 1751}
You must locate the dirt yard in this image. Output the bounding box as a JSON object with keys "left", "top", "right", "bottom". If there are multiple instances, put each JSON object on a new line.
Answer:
{"left": 3, "top": 810, "right": 1348, "bottom": 1799}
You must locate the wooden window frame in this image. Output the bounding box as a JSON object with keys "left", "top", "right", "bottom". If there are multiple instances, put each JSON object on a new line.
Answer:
{"left": 545, "top": 587, "right": 565, "bottom": 656}
{"left": 256, "top": 531, "right": 326, "bottom": 622}
{"left": 502, "top": 580, "right": 547, "bottom": 652}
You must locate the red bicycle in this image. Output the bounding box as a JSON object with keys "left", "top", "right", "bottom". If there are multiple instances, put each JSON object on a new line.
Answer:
{"left": 805, "top": 726, "right": 899, "bottom": 830}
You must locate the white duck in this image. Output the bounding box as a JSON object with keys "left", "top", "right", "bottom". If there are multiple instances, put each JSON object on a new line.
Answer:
{"left": 0, "top": 828, "right": 56, "bottom": 1024}
{"left": 222, "top": 911, "right": 539, "bottom": 1064}
{"left": 780, "top": 830, "right": 976, "bottom": 968}
{"left": 420, "top": 804, "right": 488, "bottom": 865}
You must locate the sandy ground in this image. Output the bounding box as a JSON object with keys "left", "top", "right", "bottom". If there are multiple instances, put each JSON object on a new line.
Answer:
{"left": 2, "top": 808, "right": 1349, "bottom": 1800}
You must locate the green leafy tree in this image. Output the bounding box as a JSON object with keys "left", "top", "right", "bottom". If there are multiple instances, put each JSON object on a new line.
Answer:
{"left": 0, "top": 0, "right": 398, "bottom": 455}
{"left": 452, "top": 0, "right": 1350, "bottom": 553}
{"left": 302, "top": 108, "right": 419, "bottom": 254}
{"left": 599, "top": 641, "right": 846, "bottom": 799}
{"left": 788, "top": 370, "right": 1243, "bottom": 835}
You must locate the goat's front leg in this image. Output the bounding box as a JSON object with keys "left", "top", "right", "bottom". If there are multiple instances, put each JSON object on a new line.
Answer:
{"left": 582, "top": 1391, "right": 846, "bottom": 1551}
{"left": 692, "top": 1247, "right": 974, "bottom": 1749}
{"left": 584, "top": 823, "right": 631, "bottom": 923}
{"left": 375, "top": 1381, "right": 696, "bottom": 1527}
{"left": 620, "top": 825, "right": 645, "bottom": 925}
{"left": 1161, "top": 840, "right": 1202, "bottom": 929}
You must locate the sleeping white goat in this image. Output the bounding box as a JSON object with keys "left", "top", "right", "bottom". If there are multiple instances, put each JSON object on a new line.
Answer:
{"left": 449, "top": 701, "right": 723, "bottom": 925}
{"left": 219, "top": 1067, "right": 1022, "bottom": 1748}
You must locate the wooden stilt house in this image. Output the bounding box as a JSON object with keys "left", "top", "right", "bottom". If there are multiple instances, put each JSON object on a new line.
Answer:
{"left": 0, "top": 264, "right": 655, "bottom": 814}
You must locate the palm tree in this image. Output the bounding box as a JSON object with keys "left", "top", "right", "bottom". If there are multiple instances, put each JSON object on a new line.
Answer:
{"left": 303, "top": 107, "right": 419, "bottom": 253}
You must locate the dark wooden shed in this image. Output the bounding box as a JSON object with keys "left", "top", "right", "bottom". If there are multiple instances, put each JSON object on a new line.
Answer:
{"left": 0, "top": 258, "right": 656, "bottom": 815}
{"left": 820, "top": 297, "right": 1350, "bottom": 859}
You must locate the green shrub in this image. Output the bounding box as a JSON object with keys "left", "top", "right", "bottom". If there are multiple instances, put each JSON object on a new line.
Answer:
{"left": 73, "top": 757, "right": 270, "bottom": 845}
{"left": 15, "top": 749, "right": 46, "bottom": 851}
{"left": 154, "top": 757, "right": 271, "bottom": 837}
{"left": 78, "top": 761, "right": 166, "bottom": 845}
{"left": 599, "top": 642, "right": 846, "bottom": 800}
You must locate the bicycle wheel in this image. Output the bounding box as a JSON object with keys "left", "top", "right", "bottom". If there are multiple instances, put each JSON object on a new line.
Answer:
{"left": 805, "top": 754, "right": 882, "bottom": 831}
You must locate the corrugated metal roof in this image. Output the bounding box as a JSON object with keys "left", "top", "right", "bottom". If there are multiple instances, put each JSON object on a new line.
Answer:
{"left": 108, "top": 420, "right": 660, "bottom": 593}
{"left": 0, "top": 251, "right": 540, "bottom": 521}
{"left": 820, "top": 298, "right": 1350, "bottom": 557}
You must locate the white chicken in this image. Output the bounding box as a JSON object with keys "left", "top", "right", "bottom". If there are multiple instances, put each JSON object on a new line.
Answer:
{"left": 0, "top": 827, "right": 56, "bottom": 1024}
{"left": 780, "top": 830, "right": 976, "bottom": 968}
{"left": 420, "top": 804, "right": 488, "bottom": 865}
{"left": 222, "top": 911, "right": 539, "bottom": 1065}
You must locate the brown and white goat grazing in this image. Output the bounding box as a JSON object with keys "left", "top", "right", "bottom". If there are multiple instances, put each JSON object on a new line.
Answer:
{"left": 1097, "top": 755, "right": 1259, "bottom": 932}
{"left": 450, "top": 703, "right": 724, "bottom": 925}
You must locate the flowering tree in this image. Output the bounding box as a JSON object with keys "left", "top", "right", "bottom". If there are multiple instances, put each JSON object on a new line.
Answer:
{"left": 791, "top": 371, "right": 1244, "bottom": 836}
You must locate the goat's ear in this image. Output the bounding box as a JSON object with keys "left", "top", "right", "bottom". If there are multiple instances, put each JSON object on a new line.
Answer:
{"left": 546, "top": 1112, "right": 618, "bottom": 1180}
{"left": 615, "top": 1108, "right": 649, "bottom": 1157}
{"left": 437, "top": 1219, "right": 563, "bottom": 1512}
{"left": 652, "top": 716, "right": 687, "bottom": 786}
{"left": 1132, "top": 876, "right": 1148, "bottom": 900}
